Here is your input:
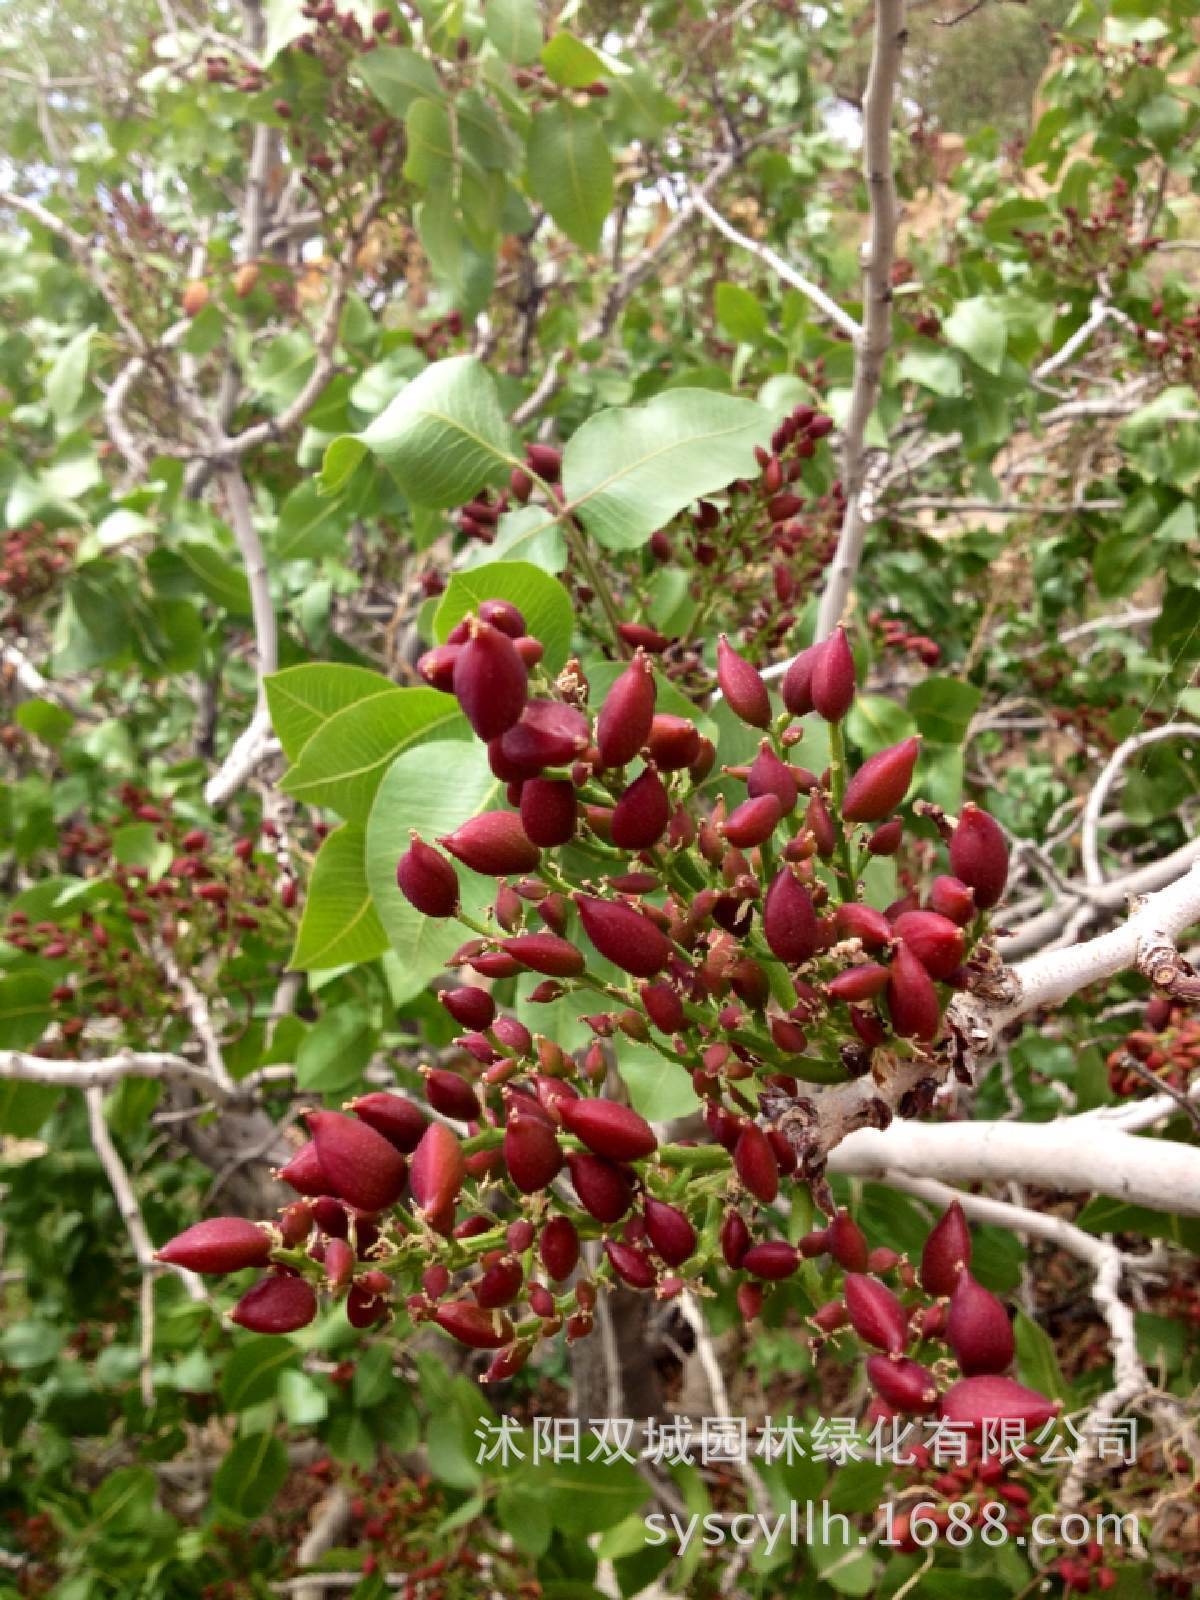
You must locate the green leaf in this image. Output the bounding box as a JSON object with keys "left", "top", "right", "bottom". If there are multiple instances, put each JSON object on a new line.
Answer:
{"left": 562, "top": 389, "right": 772, "bottom": 551}
{"left": 404, "top": 97, "right": 457, "bottom": 188}
{"left": 845, "top": 694, "right": 917, "bottom": 756}
{"left": 1138, "top": 93, "right": 1186, "bottom": 154}
{"left": 274, "top": 482, "right": 351, "bottom": 561}
{"left": 290, "top": 824, "right": 389, "bottom": 972}
{"left": 264, "top": 0, "right": 308, "bottom": 63}
{"left": 433, "top": 562, "right": 575, "bottom": 670}
{"left": 619, "top": 1045, "right": 698, "bottom": 1122}
{"left": 943, "top": 297, "right": 1007, "bottom": 375}
{"left": 280, "top": 687, "right": 468, "bottom": 821}
{"left": 897, "top": 347, "right": 962, "bottom": 397}
{"left": 526, "top": 106, "right": 613, "bottom": 252}
{"left": 0, "top": 971, "right": 54, "bottom": 1050}
{"left": 357, "top": 356, "right": 517, "bottom": 507}
{"left": 175, "top": 540, "right": 252, "bottom": 616}
{"left": 319, "top": 435, "right": 368, "bottom": 494}
{"left": 541, "top": 31, "right": 608, "bottom": 87}
{"left": 1014, "top": 1311, "right": 1068, "bottom": 1404}
{"left": 265, "top": 663, "right": 396, "bottom": 763}
{"left": 1093, "top": 533, "right": 1157, "bottom": 599}
{"left": 357, "top": 45, "right": 443, "bottom": 115}
{"left": 279, "top": 1369, "right": 328, "bottom": 1427}
{"left": 0, "top": 1080, "right": 57, "bottom": 1138}
{"left": 715, "top": 282, "right": 767, "bottom": 344}
{"left": 486, "top": 0, "right": 542, "bottom": 64}
{"left": 468, "top": 505, "right": 568, "bottom": 572}
{"left": 14, "top": 698, "right": 73, "bottom": 746}
{"left": 906, "top": 677, "right": 981, "bottom": 745}
{"left": 535, "top": 1454, "right": 648, "bottom": 1533}
{"left": 212, "top": 1432, "right": 289, "bottom": 1519}
{"left": 46, "top": 326, "right": 94, "bottom": 428}
{"left": 295, "top": 1002, "right": 376, "bottom": 1091}
{"left": 364, "top": 740, "right": 502, "bottom": 1003}
{"left": 220, "top": 1337, "right": 299, "bottom": 1411}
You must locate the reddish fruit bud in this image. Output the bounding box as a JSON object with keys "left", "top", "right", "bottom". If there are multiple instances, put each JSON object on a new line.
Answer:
{"left": 618, "top": 621, "right": 670, "bottom": 652}
{"left": 501, "top": 932, "right": 585, "bottom": 977}
{"left": 722, "top": 793, "right": 782, "bottom": 848}
{"left": 452, "top": 621, "right": 527, "bottom": 740}
{"left": 810, "top": 627, "right": 855, "bottom": 722}
{"left": 575, "top": 895, "right": 671, "bottom": 978}
{"left": 763, "top": 868, "right": 819, "bottom": 963}
{"left": 492, "top": 1015, "right": 533, "bottom": 1057}
{"left": 737, "top": 1283, "right": 764, "bottom": 1320}
{"left": 866, "top": 1354, "right": 939, "bottom": 1413}
{"left": 948, "top": 804, "right": 1009, "bottom": 910}
{"left": 540, "top": 1215, "right": 580, "bottom": 1280}
{"left": 835, "top": 903, "right": 893, "bottom": 950}
{"left": 307, "top": 1110, "right": 408, "bottom": 1212}
{"left": 867, "top": 818, "right": 904, "bottom": 855}
{"left": 867, "top": 1246, "right": 900, "bottom": 1274}
{"left": 348, "top": 1092, "right": 427, "bottom": 1154}
{"left": 734, "top": 1124, "right": 779, "bottom": 1204}
{"left": 504, "top": 1116, "right": 563, "bottom": 1193}
{"left": 277, "top": 1140, "right": 329, "bottom": 1196}
{"left": 844, "top": 1273, "right": 909, "bottom": 1354}
{"left": 397, "top": 834, "right": 459, "bottom": 917}
{"left": 887, "top": 941, "right": 942, "bottom": 1041}
{"left": 417, "top": 643, "right": 461, "bottom": 691}
{"left": 805, "top": 791, "right": 837, "bottom": 858}
{"left": 232, "top": 1272, "right": 318, "bottom": 1333}
{"left": 799, "top": 1229, "right": 829, "bottom": 1258}
{"left": 841, "top": 737, "right": 921, "bottom": 823}
{"left": 640, "top": 981, "right": 686, "bottom": 1034}
{"left": 478, "top": 598, "right": 526, "bottom": 638}
{"left": 520, "top": 778, "right": 577, "bottom": 847}
{"left": 155, "top": 1218, "right": 272, "bottom": 1274}
{"left": 771, "top": 1017, "right": 808, "bottom": 1052}
{"left": 938, "top": 1375, "right": 1059, "bottom": 1431}
{"left": 716, "top": 635, "right": 771, "bottom": 728}
{"left": 811, "top": 1298, "right": 848, "bottom": 1333}
{"left": 278, "top": 1202, "right": 313, "bottom": 1248}
{"left": 324, "top": 1237, "right": 355, "bottom": 1291}
{"left": 439, "top": 987, "right": 495, "bottom": 1030}
{"left": 929, "top": 875, "right": 976, "bottom": 926}
{"left": 435, "top": 1301, "right": 514, "bottom": 1349}
{"left": 947, "top": 1271, "right": 1014, "bottom": 1376}
{"left": 475, "top": 1254, "right": 523, "bottom": 1308}
{"left": 409, "top": 1122, "right": 466, "bottom": 1217}
{"left": 596, "top": 653, "right": 656, "bottom": 768}
{"left": 920, "top": 1199, "right": 972, "bottom": 1295}
{"left": 742, "top": 1240, "right": 799, "bottom": 1279}
{"left": 647, "top": 714, "right": 701, "bottom": 771}
{"left": 527, "top": 1283, "right": 556, "bottom": 1319}
{"left": 827, "top": 964, "right": 889, "bottom": 1002}
{"left": 483, "top": 1341, "right": 531, "bottom": 1382}
{"left": 558, "top": 1097, "right": 656, "bottom": 1160}
{"left": 440, "top": 811, "right": 539, "bottom": 875}
{"left": 782, "top": 644, "right": 820, "bottom": 716}
{"left": 747, "top": 742, "right": 798, "bottom": 812}
{"left": 501, "top": 699, "right": 590, "bottom": 772}
{"left": 423, "top": 1264, "right": 451, "bottom": 1300}
{"left": 525, "top": 442, "right": 561, "bottom": 480}
{"left": 891, "top": 910, "right": 965, "bottom": 980}
{"left": 721, "top": 1210, "right": 751, "bottom": 1269}
{"left": 828, "top": 1209, "right": 869, "bottom": 1272}
{"left": 424, "top": 1068, "right": 482, "bottom": 1122}
{"left": 566, "top": 1151, "right": 634, "bottom": 1223}
{"left": 611, "top": 767, "right": 670, "bottom": 849}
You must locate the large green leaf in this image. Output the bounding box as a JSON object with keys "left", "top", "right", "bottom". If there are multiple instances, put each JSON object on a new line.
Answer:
{"left": 906, "top": 677, "right": 981, "bottom": 745}
{"left": 943, "top": 296, "right": 1007, "bottom": 375}
{"left": 212, "top": 1433, "right": 289, "bottom": 1519}
{"left": 220, "top": 1337, "right": 299, "bottom": 1411}
{"left": 526, "top": 106, "right": 613, "bottom": 252}
{"left": 356, "top": 356, "right": 516, "bottom": 507}
{"left": 280, "top": 687, "right": 468, "bottom": 821}
{"left": 561, "top": 389, "right": 772, "bottom": 550}
{"left": 486, "top": 0, "right": 542, "bottom": 64}
{"left": 619, "top": 1045, "right": 698, "bottom": 1122}
{"left": 273, "top": 482, "right": 351, "bottom": 562}
{"left": 541, "top": 32, "right": 609, "bottom": 87}
{"left": 357, "top": 45, "right": 442, "bottom": 115}
{"left": 364, "top": 740, "right": 502, "bottom": 1003}
{"left": 45, "top": 326, "right": 94, "bottom": 429}
{"left": 0, "top": 971, "right": 54, "bottom": 1050}
{"left": 433, "top": 561, "right": 575, "bottom": 670}
{"left": 264, "top": 663, "right": 396, "bottom": 763}
{"left": 289, "top": 824, "right": 389, "bottom": 972}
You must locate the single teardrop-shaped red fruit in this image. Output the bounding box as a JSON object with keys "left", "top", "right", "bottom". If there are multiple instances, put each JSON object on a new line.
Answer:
{"left": 605, "top": 1238, "right": 657, "bottom": 1289}
{"left": 737, "top": 1282, "right": 765, "bottom": 1321}
{"left": 717, "top": 635, "right": 771, "bottom": 728}
{"left": 417, "top": 643, "right": 461, "bottom": 691}
{"left": 423, "top": 1069, "right": 482, "bottom": 1122}
{"left": 231, "top": 1272, "right": 318, "bottom": 1333}
{"left": 452, "top": 619, "right": 527, "bottom": 740}
{"left": 277, "top": 1140, "right": 330, "bottom": 1196}
{"left": 611, "top": 766, "right": 671, "bottom": 849}
{"left": 396, "top": 834, "right": 460, "bottom": 917}
{"left": 929, "top": 875, "right": 976, "bottom": 926}
{"left": 474, "top": 1255, "right": 524, "bottom": 1308}
{"left": 504, "top": 1115, "right": 563, "bottom": 1193}
{"left": 647, "top": 713, "right": 701, "bottom": 771}
{"left": 748, "top": 742, "right": 798, "bottom": 813}
{"left": 519, "top": 778, "right": 578, "bottom": 847}
{"left": 349, "top": 1092, "right": 427, "bottom": 1154}
{"left": 435, "top": 1300, "right": 514, "bottom": 1349}
{"left": 938, "top": 1374, "right": 1060, "bottom": 1431}
{"left": 526, "top": 441, "right": 562, "bottom": 480}
{"left": 500, "top": 699, "right": 591, "bottom": 774}
{"left": 558, "top": 1097, "right": 657, "bottom": 1160}
{"left": 805, "top": 791, "right": 837, "bottom": 858}
{"left": 640, "top": 981, "right": 686, "bottom": 1034}
{"left": 566, "top": 1151, "right": 634, "bottom": 1223}
{"left": 920, "top": 1199, "right": 972, "bottom": 1296}
{"left": 323, "top": 1236, "right": 355, "bottom": 1291}
{"left": 721, "top": 1210, "right": 751, "bottom": 1269}
{"left": 478, "top": 597, "right": 526, "bottom": 638}
{"left": 439, "top": 986, "right": 496, "bottom": 1030}
{"left": 841, "top": 737, "right": 921, "bottom": 823}
{"left": 782, "top": 643, "right": 820, "bottom": 716}
{"left": 867, "top": 818, "right": 904, "bottom": 855}
{"left": 866, "top": 1354, "right": 939, "bottom": 1413}
{"left": 440, "top": 811, "right": 540, "bottom": 875}
{"left": 307, "top": 1110, "right": 408, "bottom": 1212}
{"left": 810, "top": 627, "right": 856, "bottom": 722}
{"left": 734, "top": 1123, "right": 780, "bottom": 1204}
{"left": 887, "top": 941, "right": 942, "bottom": 1041}
{"left": 156, "top": 1218, "right": 272, "bottom": 1274}
{"left": 500, "top": 932, "right": 585, "bottom": 977}
{"left": 540, "top": 1214, "right": 580, "bottom": 1280}
{"left": 828, "top": 1209, "right": 869, "bottom": 1272}
{"left": 575, "top": 895, "right": 671, "bottom": 977}
{"left": 835, "top": 903, "right": 893, "bottom": 950}
{"left": 722, "top": 793, "right": 783, "bottom": 848}
{"left": 948, "top": 804, "right": 1009, "bottom": 910}
{"left": 742, "top": 1240, "right": 799, "bottom": 1279}
{"left": 827, "top": 964, "right": 890, "bottom": 1002}
{"left": 891, "top": 910, "right": 965, "bottom": 980}
{"left": 844, "top": 1273, "right": 910, "bottom": 1354}
{"left": 347, "top": 1285, "right": 389, "bottom": 1327}
{"left": 409, "top": 1122, "right": 466, "bottom": 1217}
{"left": 642, "top": 1197, "right": 695, "bottom": 1266}
{"left": 763, "top": 868, "right": 819, "bottom": 963}
{"left": 947, "top": 1271, "right": 1015, "bottom": 1376}
{"left": 596, "top": 651, "right": 656, "bottom": 768}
